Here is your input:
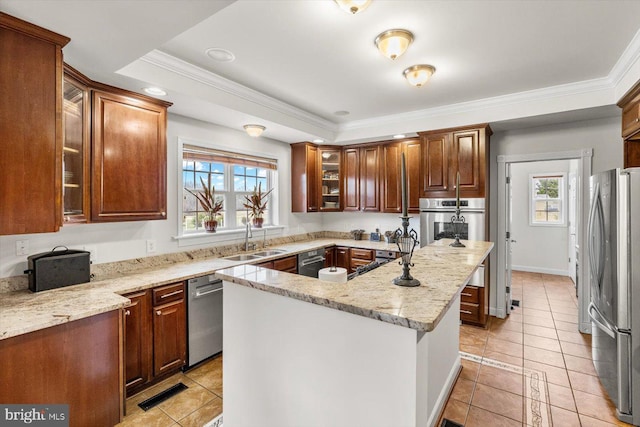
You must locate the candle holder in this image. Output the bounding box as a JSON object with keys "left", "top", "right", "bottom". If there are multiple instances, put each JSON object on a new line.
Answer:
{"left": 393, "top": 215, "right": 420, "bottom": 287}
{"left": 450, "top": 208, "right": 466, "bottom": 248}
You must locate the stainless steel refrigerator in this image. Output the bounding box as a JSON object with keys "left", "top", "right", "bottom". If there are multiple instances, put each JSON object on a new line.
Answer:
{"left": 588, "top": 167, "right": 640, "bottom": 425}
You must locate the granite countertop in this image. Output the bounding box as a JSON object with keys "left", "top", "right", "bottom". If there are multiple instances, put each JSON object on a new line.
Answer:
{"left": 216, "top": 239, "right": 493, "bottom": 332}
{"left": 0, "top": 238, "right": 400, "bottom": 340}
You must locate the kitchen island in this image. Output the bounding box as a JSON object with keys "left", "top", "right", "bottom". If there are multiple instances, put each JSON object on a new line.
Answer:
{"left": 215, "top": 239, "right": 493, "bottom": 427}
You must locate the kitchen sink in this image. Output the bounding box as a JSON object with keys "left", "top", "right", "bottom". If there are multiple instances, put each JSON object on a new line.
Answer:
{"left": 252, "top": 249, "right": 287, "bottom": 257}
{"left": 225, "top": 254, "right": 263, "bottom": 261}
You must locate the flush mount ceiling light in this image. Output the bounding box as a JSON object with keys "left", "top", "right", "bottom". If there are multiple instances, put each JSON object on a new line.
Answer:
{"left": 313, "top": 138, "right": 325, "bottom": 144}
{"left": 374, "top": 29, "right": 414, "bottom": 60}
{"left": 334, "top": 0, "right": 372, "bottom": 14}
{"left": 142, "top": 87, "right": 167, "bottom": 96}
{"left": 393, "top": 134, "right": 406, "bottom": 139}
{"left": 403, "top": 64, "right": 436, "bottom": 87}
{"left": 205, "top": 47, "right": 235, "bottom": 62}
{"left": 243, "top": 124, "right": 266, "bottom": 137}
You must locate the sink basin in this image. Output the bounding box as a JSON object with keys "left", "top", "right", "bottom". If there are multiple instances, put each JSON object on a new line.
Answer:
{"left": 225, "top": 254, "right": 262, "bottom": 261}
{"left": 253, "top": 249, "right": 287, "bottom": 257}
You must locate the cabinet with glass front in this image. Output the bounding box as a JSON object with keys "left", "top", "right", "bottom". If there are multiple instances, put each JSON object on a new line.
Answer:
{"left": 319, "top": 148, "right": 341, "bottom": 211}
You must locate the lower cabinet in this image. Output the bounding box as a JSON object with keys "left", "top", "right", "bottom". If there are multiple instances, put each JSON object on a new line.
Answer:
{"left": 324, "top": 247, "right": 336, "bottom": 268}
{"left": 460, "top": 284, "right": 489, "bottom": 327}
{"left": 124, "top": 282, "right": 186, "bottom": 397}
{"left": 349, "top": 248, "right": 375, "bottom": 273}
{"left": 335, "top": 246, "right": 350, "bottom": 270}
{"left": 256, "top": 255, "right": 298, "bottom": 273}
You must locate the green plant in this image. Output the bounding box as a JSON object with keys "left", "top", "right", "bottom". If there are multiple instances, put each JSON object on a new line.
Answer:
{"left": 185, "top": 176, "right": 223, "bottom": 219}
{"left": 243, "top": 182, "right": 273, "bottom": 219}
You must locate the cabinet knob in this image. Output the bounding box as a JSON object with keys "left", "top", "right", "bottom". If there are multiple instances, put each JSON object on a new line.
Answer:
{"left": 125, "top": 310, "right": 131, "bottom": 316}
{"left": 156, "top": 310, "right": 162, "bottom": 316}
{"left": 161, "top": 212, "right": 166, "bottom": 217}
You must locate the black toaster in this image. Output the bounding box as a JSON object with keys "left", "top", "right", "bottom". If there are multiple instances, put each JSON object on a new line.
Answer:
{"left": 25, "top": 246, "right": 91, "bottom": 292}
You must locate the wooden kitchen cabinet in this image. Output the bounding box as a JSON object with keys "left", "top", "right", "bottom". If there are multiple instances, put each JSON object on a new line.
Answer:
{"left": 381, "top": 139, "right": 421, "bottom": 213}
{"left": 460, "top": 283, "right": 489, "bottom": 327}
{"left": 152, "top": 282, "right": 186, "bottom": 377}
{"left": 123, "top": 290, "right": 152, "bottom": 396}
{"left": 617, "top": 80, "right": 640, "bottom": 167}
{"left": 419, "top": 124, "right": 491, "bottom": 199}
{"left": 92, "top": 87, "right": 171, "bottom": 222}
{"left": 291, "top": 142, "right": 319, "bottom": 212}
{"left": 324, "top": 246, "right": 336, "bottom": 268}
{"left": 349, "top": 248, "right": 375, "bottom": 273}
{"left": 343, "top": 145, "right": 381, "bottom": 212}
{"left": 335, "top": 246, "right": 350, "bottom": 270}
{"left": 273, "top": 255, "right": 297, "bottom": 273}
{"left": 0, "top": 13, "right": 70, "bottom": 235}
{"left": 319, "top": 148, "right": 342, "bottom": 211}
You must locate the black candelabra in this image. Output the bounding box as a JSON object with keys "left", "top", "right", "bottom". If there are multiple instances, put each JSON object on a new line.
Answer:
{"left": 450, "top": 208, "right": 466, "bottom": 247}
{"left": 393, "top": 215, "right": 420, "bottom": 287}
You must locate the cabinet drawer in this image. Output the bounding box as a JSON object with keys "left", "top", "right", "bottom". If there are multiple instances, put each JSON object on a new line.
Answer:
{"left": 273, "top": 255, "right": 297, "bottom": 272}
{"left": 152, "top": 282, "right": 185, "bottom": 306}
{"left": 350, "top": 248, "right": 374, "bottom": 261}
{"left": 460, "top": 302, "right": 480, "bottom": 322}
{"left": 460, "top": 286, "right": 480, "bottom": 304}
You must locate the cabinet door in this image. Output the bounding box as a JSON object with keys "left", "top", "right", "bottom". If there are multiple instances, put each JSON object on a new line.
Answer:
{"left": 306, "top": 144, "right": 319, "bottom": 212}
{"left": 153, "top": 298, "right": 186, "bottom": 377}
{"left": 319, "top": 148, "right": 341, "bottom": 211}
{"left": 451, "top": 129, "right": 483, "bottom": 197}
{"left": 291, "top": 143, "right": 319, "bottom": 212}
{"left": 381, "top": 142, "right": 402, "bottom": 213}
{"left": 405, "top": 139, "right": 422, "bottom": 213}
{"left": 123, "top": 290, "right": 151, "bottom": 396}
{"left": 92, "top": 90, "right": 167, "bottom": 222}
{"left": 360, "top": 146, "right": 380, "bottom": 212}
{"left": 324, "top": 247, "right": 335, "bottom": 268}
{"left": 0, "top": 15, "right": 69, "bottom": 235}
{"left": 273, "top": 255, "right": 297, "bottom": 272}
{"left": 336, "top": 247, "right": 350, "bottom": 269}
{"left": 343, "top": 148, "right": 360, "bottom": 211}
{"left": 622, "top": 100, "right": 640, "bottom": 139}
{"left": 421, "top": 132, "right": 450, "bottom": 196}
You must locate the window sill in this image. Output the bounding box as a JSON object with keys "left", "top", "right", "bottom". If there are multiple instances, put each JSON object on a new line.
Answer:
{"left": 173, "top": 225, "right": 285, "bottom": 247}
{"left": 528, "top": 222, "right": 567, "bottom": 227}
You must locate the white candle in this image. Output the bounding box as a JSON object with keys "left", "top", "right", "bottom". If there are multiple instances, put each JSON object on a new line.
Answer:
{"left": 401, "top": 152, "right": 408, "bottom": 216}
{"left": 456, "top": 171, "right": 460, "bottom": 209}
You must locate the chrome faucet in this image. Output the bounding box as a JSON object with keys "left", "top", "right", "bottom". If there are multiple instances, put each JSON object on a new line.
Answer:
{"left": 244, "top": 217, "right": 255, "bottom": 252}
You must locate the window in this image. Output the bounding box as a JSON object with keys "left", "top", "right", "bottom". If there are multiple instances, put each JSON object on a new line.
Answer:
{"left": 181, "top": 144, "right": 277, "bottom": 234}
{"left": 530, "top": 173, "right": 566, "bottom": 226}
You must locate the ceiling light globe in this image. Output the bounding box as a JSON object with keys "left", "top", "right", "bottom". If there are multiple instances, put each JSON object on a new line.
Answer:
{"left": 403, "top": 64, "right": 436, "bottom": 87}
{"left": 243, "top": 124, "right": 266, "bottom": 137}
{"left": 334, "top": 0, "right": 372, "bottom": 14}
{"left": 375, "top": 29, "right": 414, "bottom": 60}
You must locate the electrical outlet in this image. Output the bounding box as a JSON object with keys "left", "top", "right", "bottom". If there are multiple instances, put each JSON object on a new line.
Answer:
{"left": 146, "top": 239, "right": 157, "bottom": 253}
{"left": 15, "top": 240, "right": 29, "bottom": 256}
{"left": 84, "top": 245, "right": 97, "bottom": 262}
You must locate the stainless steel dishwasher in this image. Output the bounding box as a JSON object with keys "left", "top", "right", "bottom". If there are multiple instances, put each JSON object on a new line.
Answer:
{"left": 186, "top": 275, "right": 223, "bottom": 369}
{"left": 297, "top": 250, "right": 325, "bottom": 278}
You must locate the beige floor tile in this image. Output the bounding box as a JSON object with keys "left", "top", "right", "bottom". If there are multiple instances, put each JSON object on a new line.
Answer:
{"left": 471, "top": 383, "right": 524, "bottom": 422}
{"left": 550, "top": 404, "right": 581, "bottom": 426}
{"left": 460, "top": 342, "right": 485, "bottom": 356}
{"left": 561, "top": 340, "right": 593, "bottom": 359}
{"left": 522, "top": 298, "right": 551, "bottom": 310}
{"left": 476, "top": 364, "right": 523, "bottom": 396}
{"left": 485, "top": 336, "right": 523, "bottom": 358}
{"left": 574, "top": 389, "right": 620, "bottom": 424}
{"left": 579, "top": 413, "right": 634, "bottom": 426}
{"left": 555, "top": 319, "right": 580, "bottom": 332}
{"left": 158, "top": 384, "right": 217, "bottom": 421}
{"left": 524, "top": 345, "right": 566, "bottom": 368}
{"left": 523, "top": 323, "right": 558, "bottom": 339}
{"left": 551, "top": 311, "right": 578, "bottom": 323}
{"left": 465, "top": 405, "right": 522, "bottom": 427}
{"left": 176, "top": 396, "right": 222, "bottom": 427}
{"left": 523, "top": 315, "right": 556, "bottom": 328}
{"left": 439, "top": 398, "right": 469, "bottom": 426}
{"left": 460, "top": 358, "right": 481, "bottom": 381}
{"left": 484, "top": 349, "right": 523, "bottom": 367}
{"left": 550, "top": 305, "right": 579, "bottom": 316}
{"left": 564, "top": 354, "right": 598, "bottom": 376}
{"left": 567, "top": 370, "right": 609, "bottom": 397}
{"left": 490, "top": 318, "right": 523, "bottom": 333}
{"left": 450, "top": 377, "right": 475, "bottom": 404}
{"left": 523, "top": 307, "right": 553, "bottom": 318}
{"left": 116, "top": 407, "right": 177, "bottom": 427}
{"left": 547, "top": 382, "right": 576, "bottom": 411}
{"left": 488, "top": 328, "right": 523, "bottom": 344}
{"left": 523, "top": 334, "right": 561, "bottom": 352}
{"left": 557, "top": 329, "right": 592, "bottom": 345}
{"left": 523, "top": 360, "right": 571, "bottom": 388}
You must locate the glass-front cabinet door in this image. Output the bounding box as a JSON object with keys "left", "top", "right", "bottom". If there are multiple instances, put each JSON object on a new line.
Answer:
{"left": 62, "top": 67, "right": 90, "bottom": 222}
{"left": 319, "top": 148, "right": 341, "bottom": 211}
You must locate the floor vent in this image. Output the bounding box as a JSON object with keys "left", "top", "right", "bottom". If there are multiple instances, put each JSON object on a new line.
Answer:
{"left": 138, "top": 382, "right": 188, "bottom": 411}
{"left": 440, "top": 418, "right": 463, "bottom": 427}
{"left": 512, "top": 299, "right": 520, "bottom": 307}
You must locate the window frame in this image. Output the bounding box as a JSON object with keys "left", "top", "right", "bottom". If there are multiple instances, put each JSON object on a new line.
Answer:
{"left": 529, "top": 172, "right": 567, "bottom": 227}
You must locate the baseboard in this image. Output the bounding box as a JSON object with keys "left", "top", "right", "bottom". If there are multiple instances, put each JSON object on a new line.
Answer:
{"left": 512, "top": 265, "right": 570, "bottom": 277}
{"left": 428, "top": 353, "right": 462, "bottom": 427}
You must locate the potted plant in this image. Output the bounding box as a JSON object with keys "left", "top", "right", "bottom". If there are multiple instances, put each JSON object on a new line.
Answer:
{"left": 185, "top": 176, "right": 223, "bottom": 232}
{"left": 243, "top": 182, "right": 273, "bottom": 228}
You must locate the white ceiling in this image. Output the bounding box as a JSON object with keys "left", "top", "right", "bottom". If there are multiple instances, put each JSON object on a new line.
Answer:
{"left": 2, "top": 0, "right": 640, "bottom": 143}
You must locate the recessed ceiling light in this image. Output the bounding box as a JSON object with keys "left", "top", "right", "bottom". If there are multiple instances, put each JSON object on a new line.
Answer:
{"left": 334, "top": 110, "right": 350, "bottom": 116}
{"left": 143, "top": 87, "right": 167, "bottom": 96}
{"left": 313, "top": 138, "right": 324, "bottom": 143}
{"left": 206, "top": 48, "right": 235, "bottom": 62}
{"left": 393, "top": 134, "right": 406, "bottom": 139}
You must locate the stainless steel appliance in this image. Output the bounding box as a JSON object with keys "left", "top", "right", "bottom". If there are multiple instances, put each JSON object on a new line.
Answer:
{"left": 587, "top": 167, "right": 640, "bottom": 425}
{"left": 420, "top": 198, "right": 486, "bottom": 286}
{"left": 375, "top": 250, "right": 398, "bottom": 263}
{"left": 298, "top": 250, "right": 325, "bottom": 278}
{"left": 186, "top": 275, "right": 223, "bottom": 369}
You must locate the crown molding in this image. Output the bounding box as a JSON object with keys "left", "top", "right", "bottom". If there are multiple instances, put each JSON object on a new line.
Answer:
{"left": 609, "top": 28, "right": 640, "bottom": 88}
{"left": 141, "top": 49, "right": 338, "bottom": 132}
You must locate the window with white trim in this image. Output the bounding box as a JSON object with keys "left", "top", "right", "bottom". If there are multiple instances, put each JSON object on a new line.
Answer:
{"left": 181, "top": 144, "right": 277, "bottom": 234}
{"left": 530, "top": 173, "right": 566, "bottom": 226}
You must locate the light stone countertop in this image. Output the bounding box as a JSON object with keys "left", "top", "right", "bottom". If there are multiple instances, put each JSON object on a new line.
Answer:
{"left": 0, "top": 238, "right": 401, "bottom": 340}
{"left": 216, "top": 239, "right": 494, "bottom": 332}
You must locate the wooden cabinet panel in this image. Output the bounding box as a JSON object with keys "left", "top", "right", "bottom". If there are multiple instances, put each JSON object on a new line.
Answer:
{"left": 255, "top": 260, "right": 274, "bottom": 268}
{"left": 405, "top": 139, "right": 422, "bottom": 213}
{"left": 336, "top": 247, "right": 350, "bottom": 269}
{"left": 0, "top": 13, "right": 69, "bottom": 235}
{"left": 343, "top": 148, "right": 360, "bottom": 211}
{"left": 92, "top": 90, "right": 168, "bottom": 222}
{"left": 625, "top": 140, "right": 640, "bottom": 168}
{"left": 382, "top": 139, "right": 421, "bottom": 213}
{"left": 291, "top": 142, "right": 319, "bottom": 212}
{"left": 422, "top": 133, "right": 450, "bottom": 195}
{"left": 153, "top": 297, "right": 186, "bottom": 377}
{"left": 274, "top": 255, "right": 297, "bottom": 273}
{"left": 451, "top": 129, "right": 482, "bottom": 195}
{"left": 622, "top": 98, "right": 640, "bottom": 138}
{"left": 349, "top": 248, "right": 375, "bottom": 273}
{"left": 123, "top": 290, "right": 151, "bottom": 396}
{"left": 618, "top": 81, "right": 640, "bottom": 167}
{"left": 360, "top": 146, "right": 380, "bottom": 211}
{"left": 324, "top": 247, "right": 336, "bottom": 268}
{"left": 152, "top": 282, "right": 185, "bottom": 306}
{"left": 319, "top": 148, "right": 341, "bottom": 211}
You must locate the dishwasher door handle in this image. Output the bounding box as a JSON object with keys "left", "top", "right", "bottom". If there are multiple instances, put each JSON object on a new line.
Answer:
{"left": 300, "top": 256, "right": 325, "bottom": 267}
{"left": 195, "top": 287, "right": 223, "bottom": 298}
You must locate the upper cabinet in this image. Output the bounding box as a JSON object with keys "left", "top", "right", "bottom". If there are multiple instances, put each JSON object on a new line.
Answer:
{"left": 291, "top": 142, "right": 319, "bottom": 212}
{"left": 617, "top": 80, "right": 640, "bottom": 168}
{"left": 0, "top": 13, "right": 70, "bottom": 235}
{"left": 343, "top": 145, "right": 380, "bottom": 212}
{"left": 319, "top": 148, "right": 341, "bottom": 211}
{"left": 381, "top": 139, "right": 421, "bottom": 213}
{"left": 91, "top": 87, "right": 170, "bottom": 222}
{"left": 419, "top": 124, "right": 492, "bottom": 199}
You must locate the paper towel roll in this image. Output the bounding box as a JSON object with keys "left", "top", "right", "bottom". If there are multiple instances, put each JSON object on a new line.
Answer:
{"left": 318, "top": 267, "right": 348, "bottom": 284}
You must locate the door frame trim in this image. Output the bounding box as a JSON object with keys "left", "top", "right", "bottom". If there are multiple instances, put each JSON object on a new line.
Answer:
{"left": 496, "top": 149, "right": 593, "bottom": 333}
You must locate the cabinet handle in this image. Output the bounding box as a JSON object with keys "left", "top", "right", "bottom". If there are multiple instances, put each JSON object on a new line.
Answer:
{"left": 461, "top": 292, "right": 473, "bottom": 297}
{"left": 125, "top": 310, "right": 131, "bottom": 316}
{"left": 460, "top": 310, "right": 473, "bottom": 315}
{"left": 156, "top": 310, "right": 162, "bottom": 316}
{"left": 160, "top": 289, "right": 183, "bottom": 299}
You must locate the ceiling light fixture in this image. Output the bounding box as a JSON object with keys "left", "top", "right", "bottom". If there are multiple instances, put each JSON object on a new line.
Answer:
{"left": 374, "top": 29, "right": 414, "bottom": 60}
{"left": 334, "top": 0, "right": 372, "bottom": 14}
{"left": 393, "top": 134, "right": 406, "bottom": 139}
{"left": 243, "top": 124, "right": 266, "bottom": 137}
{"left": 143, "top": 87, "right": 167, "bottom": 96}
{"left": 313, "top": 138, "right": 324, "bottom": 143}
{"left": 403, "top": 64, "right": 436, "bottom": 87}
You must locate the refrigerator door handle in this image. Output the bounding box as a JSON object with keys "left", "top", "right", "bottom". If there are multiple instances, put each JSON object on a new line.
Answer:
{"left": 588, "top": 302, "right": 616, "bottom": 339}
{"left": 588, "top": 183, "right": 605, "bottom": 295}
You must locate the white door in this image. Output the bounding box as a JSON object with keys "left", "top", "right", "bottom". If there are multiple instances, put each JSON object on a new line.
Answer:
{"left": 568, "top": 172, "right": 577, "bottom": 284}
{"left": 505, "top": 163, "right": 514, "bottom": 314}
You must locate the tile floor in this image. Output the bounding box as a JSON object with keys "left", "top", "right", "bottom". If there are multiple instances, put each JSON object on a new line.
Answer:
{"left": 118, "top": 271, "right": 631, "bottom": 427}
{"left": 117, "top": 355, "right": 223, "bottom": 427}
{"left": 440, "top": 271, "right": 633, "bottom": 427}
